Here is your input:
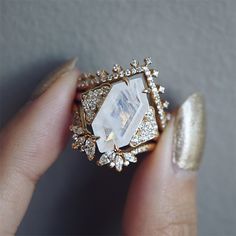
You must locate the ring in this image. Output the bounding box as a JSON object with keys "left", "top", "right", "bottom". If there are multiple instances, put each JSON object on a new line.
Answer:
{"left": 70, "top": 57, "right": 170, "bottom": 172}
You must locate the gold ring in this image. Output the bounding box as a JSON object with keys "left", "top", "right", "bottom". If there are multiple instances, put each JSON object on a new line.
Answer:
{"left": 70, "top": 57, "right": 170, "bottom": 172}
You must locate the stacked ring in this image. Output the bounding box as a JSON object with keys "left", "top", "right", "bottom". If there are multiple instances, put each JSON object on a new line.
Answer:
{"left": 70, "top": 57, "right": 170, "bottom": 172}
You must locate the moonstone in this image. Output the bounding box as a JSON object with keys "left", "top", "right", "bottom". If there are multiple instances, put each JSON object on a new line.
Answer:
{"left": 92, "top": 77, "right": 149, "bottom": 153}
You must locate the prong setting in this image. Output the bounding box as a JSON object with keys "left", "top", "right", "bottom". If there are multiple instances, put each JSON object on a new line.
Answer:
{"left": 71, "top": 58, "right": 169, "bottom": 171}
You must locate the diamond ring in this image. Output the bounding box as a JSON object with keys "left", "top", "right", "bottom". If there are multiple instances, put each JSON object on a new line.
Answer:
{"left": 70, "top": 57, "right": 170, "bottom": 172}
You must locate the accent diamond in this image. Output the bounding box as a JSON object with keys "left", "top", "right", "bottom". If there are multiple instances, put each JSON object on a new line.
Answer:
{"left": 124, "top": 152, "right": 137, "bottom": 163}
{"left": 130, "top": 59, "right": 138, "bottom": 68}
{"left": 115, "top": 155, "right": 123, "bottom": 172}
{"left": 152, "top": 69, "right": 159, "bottom": 77}
{"left": 144, "top": 57, "right": 152, "bottom": 65}
{"left": 163, "top": 101, "right": 169, "bottom": 108}
{"left": 98, "top": 152, "right": 111, "bottom": 166}
{"left": 81, "top": 85, "right": 111, "bottom": 124}
{"left": 159, "top": 86, "right": 165, "bottom": 93}
{"left": 84, "top": 137, "right": 96, "bottom": 160}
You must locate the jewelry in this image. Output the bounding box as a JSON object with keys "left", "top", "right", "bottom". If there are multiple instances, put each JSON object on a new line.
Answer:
{"left": 70, "top": 57, "right": 170, "bottom": 172}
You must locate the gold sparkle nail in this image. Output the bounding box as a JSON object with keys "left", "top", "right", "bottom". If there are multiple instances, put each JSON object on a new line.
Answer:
{"left": 172, "top": 93, "right": 206, "bottom": 171}
{"left": 31, "top": 58, "right": 77, "bottom": 100}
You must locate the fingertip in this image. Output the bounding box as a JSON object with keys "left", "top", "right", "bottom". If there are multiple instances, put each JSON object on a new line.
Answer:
{"left": 31, "top": 58, "right": 79, "bottom": 100}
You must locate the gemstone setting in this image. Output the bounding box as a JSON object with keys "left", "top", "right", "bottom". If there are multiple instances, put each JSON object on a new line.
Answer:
{"left": 92, "top": 77, "right": 149, "bottom": 153}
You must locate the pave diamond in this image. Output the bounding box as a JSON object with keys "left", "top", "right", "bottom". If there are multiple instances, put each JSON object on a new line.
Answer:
{"left": 84, "top": 137, "right": 96, "bottom": 160}
{"left": 92, "top": 77, "right": 149, "bottom": 153}
{"left": 130, "top": 106, "right": 159, "bottom": 147}
{"left": 123, "top": 152, "right": 137, "bottom": 163}
{"left": 81, "top": 85, "right": 110, "bottom": 124}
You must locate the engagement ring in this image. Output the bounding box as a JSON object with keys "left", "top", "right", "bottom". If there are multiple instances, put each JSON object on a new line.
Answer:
{"left": 70, "top": 57, "right": 169, "bottom": 172}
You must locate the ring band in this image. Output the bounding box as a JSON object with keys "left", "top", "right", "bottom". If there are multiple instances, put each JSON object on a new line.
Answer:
{"left": 70, "top": 57, "right": 170, "bottom": 172}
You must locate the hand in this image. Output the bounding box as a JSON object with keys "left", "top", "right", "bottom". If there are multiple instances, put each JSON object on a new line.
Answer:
{"left": 0, "top": 59, "right": 205, "bottom": 236}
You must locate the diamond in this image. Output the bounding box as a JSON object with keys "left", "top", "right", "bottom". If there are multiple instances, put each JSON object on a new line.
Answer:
{"left": 124, "top": 152, "right": 137, "bottom": 163}
{"left": 113, "top": 64, "right": 122, "bottom": 72}
{"left": 107, "top": 74, "right": 113, "bottom": 81}
{"left": 113, "top": 64, "right": 119, "bottom": 72}
{"left": 125, "top": 69, "right": 131, "bottom": 76}
{"left": 123, "top": 160, "right": 129, "bottom": 166}
{"left": 110, "top": 162, "right": 115, "bottom": 168}
{"left": 98, "top": 153, "right": 111, "bottom": 166}
{"left": 119, "top": 71, "right": 124, "bottom": 78}
{"left": 130, "top": 59, "right": 138, "bottom": 67}
{"left": 152, "top": 69, "right": 159, "bottom": 77}
{"left": 163, "top": 101, "right": 169, "bottom": 108}
{"left": 115, "top": 155, "right": 123, "bottom": 172}
{"left": 130, "top": 106, "right": 159, "bottom": 147}
{"left": 131, "top": 68, "right": 137, "bottom": 75}
{"left": 159, "top": 86, "right": 165, "bottom": 93}
{"left": 145, "top": 70, "right": 151, "bottom": 76}
{"left": 78, "top": 136, "right": 86, "bottom": 145}
{"left": 72, "top": 134, "right": 79, "bottom": 141}
{"left": 136, "top": 67, "right": 143, "bottom": 73}
{"left": 113, "top": 73, "right": 119, "bottom": 79}
{"left": 70, "top": 126, "right": 84, "bottom": 135}
{"left": 84, "top": 137, "right": 96, "bottom": 160}
{"left": 144, "top": 57, "right": 152, "bottom": 65}
{"left": 142, "top": 88, "right": 151, "bottom": 94}
{"left": 143, "top": 66, "right": 148, "bottom": 72}
{"left": 100, "top": 70, "right": 108, "bottom": 82}
{"left": 92, "top": 77, "right": 149, "bottom": 153}
{"left": 94, "top": 77, "right": 100, "bottom": 84}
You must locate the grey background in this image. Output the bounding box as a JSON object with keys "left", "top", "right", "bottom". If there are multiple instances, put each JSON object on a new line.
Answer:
{"left": 0, "top": 0, "right": 235, "bottom": 235}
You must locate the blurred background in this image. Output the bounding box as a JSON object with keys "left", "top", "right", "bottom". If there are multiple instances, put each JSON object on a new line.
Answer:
{"left": 0, "top": 1, "right": 235, "bottom": 235}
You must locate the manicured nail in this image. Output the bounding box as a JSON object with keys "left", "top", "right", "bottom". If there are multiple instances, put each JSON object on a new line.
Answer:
{"left": 172, "top": 93, "right": 206, "bottom": 171}
{"left": 31, "top": 58, "right": 78, "bottom": 100}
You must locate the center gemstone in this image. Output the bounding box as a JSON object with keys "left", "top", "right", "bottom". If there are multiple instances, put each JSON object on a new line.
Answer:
{"left": 92, "top": 77, "right": 149, "bottom": 153}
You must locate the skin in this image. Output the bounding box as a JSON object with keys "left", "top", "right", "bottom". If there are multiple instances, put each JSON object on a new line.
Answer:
{"left": 0, "top": 64, "right": 198, "bottom": 236}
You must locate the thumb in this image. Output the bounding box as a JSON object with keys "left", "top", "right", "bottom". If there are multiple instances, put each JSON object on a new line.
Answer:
{"left": 123, "top": 93, "right": 205, "bottom": 236}
{"left": 0, "top": 59, "right": 79, "bottom": 235}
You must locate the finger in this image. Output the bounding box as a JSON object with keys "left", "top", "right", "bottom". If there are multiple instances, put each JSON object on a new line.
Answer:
{"left": 123, "top": 93, "right": 205, "bottom": 236}
{"left": 0, "top": 59, "right": 79, "bottom": 235}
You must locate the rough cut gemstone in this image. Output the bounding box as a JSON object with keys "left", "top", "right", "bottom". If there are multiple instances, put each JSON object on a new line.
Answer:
{"left": 92, "top": 77, "right": 149, "bottom": 153}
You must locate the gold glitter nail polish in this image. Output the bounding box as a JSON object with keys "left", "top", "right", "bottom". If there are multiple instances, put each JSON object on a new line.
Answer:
{"left": 31, "top": 58, "right": 77, "bottom": 100}
{"left": 172, "top": 93, "right": 206, "bottom": 171}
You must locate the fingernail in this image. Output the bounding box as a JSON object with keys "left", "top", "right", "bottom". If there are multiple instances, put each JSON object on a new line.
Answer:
{"left": 172, "top": 93, "right": 206, "bottom": 171}
{"left": 31, "top": 58, "right": 78, "bottom": 100}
